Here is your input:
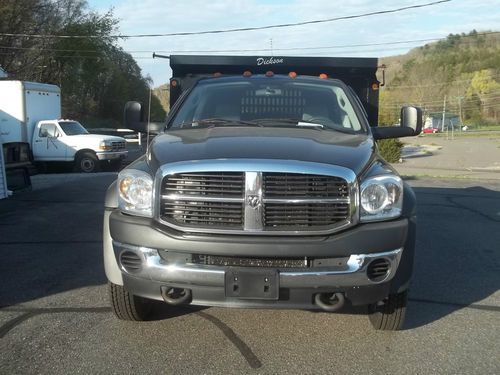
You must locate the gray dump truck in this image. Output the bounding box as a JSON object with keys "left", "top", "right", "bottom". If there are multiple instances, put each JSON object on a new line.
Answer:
{"left": 103, "top": 55, "right": 421, "bottom": 330}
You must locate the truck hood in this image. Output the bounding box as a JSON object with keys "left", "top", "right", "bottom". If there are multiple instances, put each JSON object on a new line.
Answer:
{"left": 148, "top": 127, "right": 375, "bottom": 175}
{"left": 70, "top": 134, "right": 126, "bottom": 142}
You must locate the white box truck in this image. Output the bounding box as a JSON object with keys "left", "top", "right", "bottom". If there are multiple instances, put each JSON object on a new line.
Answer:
{"left": 0, "top": 81, "right": 128, "bottom": 183}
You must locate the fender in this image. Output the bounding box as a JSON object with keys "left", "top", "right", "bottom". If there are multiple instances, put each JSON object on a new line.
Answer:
{"left": 103, "top": 180, "right": 122, "bottom": 285}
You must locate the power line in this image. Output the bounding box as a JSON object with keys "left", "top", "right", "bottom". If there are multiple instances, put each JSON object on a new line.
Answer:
{"left": 0, "top": 0, "right": 451, "bottom": 39}
{"left": 153, "top": 31, "right": 500, "bottom": 53}
{"left": 2, "top": 30, "right": 497, "bottom": 56}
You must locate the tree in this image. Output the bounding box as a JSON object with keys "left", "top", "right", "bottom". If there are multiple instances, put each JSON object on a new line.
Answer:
{"left": 0, "top": 0, "right": 165, "bottom": 127}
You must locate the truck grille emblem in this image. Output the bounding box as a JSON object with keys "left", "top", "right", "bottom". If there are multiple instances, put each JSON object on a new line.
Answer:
{"left": 247, "top": 195, "right": 261, "bottom": 209}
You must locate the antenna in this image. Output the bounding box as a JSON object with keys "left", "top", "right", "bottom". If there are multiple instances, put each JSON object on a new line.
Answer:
{"left": 146, "top": 87, "right": 152, "bottom": 155}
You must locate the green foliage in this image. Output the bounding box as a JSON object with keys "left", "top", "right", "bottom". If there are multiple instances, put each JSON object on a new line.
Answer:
{"left": 0, "top": 0, "right": 165, "bottom": 127}
{"left": 153, "top": 84, "right": 171, "bottom": 114}
{"left": 380, "top": 31, "right": 500, "bottom": 126}
{"left": 377, "top": 139, "right": 403, "bottom": 163}
{"left": 378, "top": 91, "right": 399, "bottom": 125}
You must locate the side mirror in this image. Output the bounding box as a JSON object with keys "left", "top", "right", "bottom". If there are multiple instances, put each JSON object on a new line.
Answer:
{"left": 372, "top": 106, "right": 422, "bottom": 140}
{"left": 400, "top": 106, "right": 422, "bottom": 135}
{"left": 124, "top": 101, "right": 164, "bottom": 134}
{"left": 124, "top": 101, "right": 144, "bottom": 131}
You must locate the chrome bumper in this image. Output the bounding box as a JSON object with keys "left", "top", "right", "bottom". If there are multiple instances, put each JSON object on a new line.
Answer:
{"left": 113, "top": 241, "right": 403, "bottom": 288}
{"left": 96, "top": 150, "right": 128, "bottom": 161}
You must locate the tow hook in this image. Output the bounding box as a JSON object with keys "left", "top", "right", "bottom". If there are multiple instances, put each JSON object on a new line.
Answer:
{"left": 160, "top": 286, "right": 192, "bottom": 305}
{"left": 314, "top": 292, "right": 345, "bottom": 312}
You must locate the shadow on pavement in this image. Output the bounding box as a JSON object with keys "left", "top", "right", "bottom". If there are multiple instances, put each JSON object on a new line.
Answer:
{"left": 404, "top": 185, "right": 500, "bottom": 329}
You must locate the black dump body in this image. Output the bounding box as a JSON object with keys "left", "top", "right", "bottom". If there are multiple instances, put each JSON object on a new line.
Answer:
{"left": 169, "top": 55, "right": 380, "bottom": 126}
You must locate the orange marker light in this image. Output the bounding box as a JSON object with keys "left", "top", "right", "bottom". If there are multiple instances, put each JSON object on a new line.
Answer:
{"left": 243, "top": 70, "right": 252, "bottom": 77}
{"left": 319, "top": 73, "right": 328, "bottom": 79}
{"left": 288, "top": 71, "right": 297, "bottom": 78}
{"left": 170, "top": 79, "right": 178, "bottom": 87}
{"left": 213, "top": 72, "right": 222, "bottom": 77}
{"left": 265, "top": 71, "right": 274, "bottom": 77}
{"left": 372, "top": 83, "right": 380, "bottom": 91}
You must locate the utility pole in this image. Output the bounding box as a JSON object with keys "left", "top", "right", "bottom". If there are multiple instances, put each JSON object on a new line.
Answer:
{"left": 441, "top": 95, "right": 446, "bottom": 133}
{"left": 456, "top": 96, "right": 464, "bottom": 130}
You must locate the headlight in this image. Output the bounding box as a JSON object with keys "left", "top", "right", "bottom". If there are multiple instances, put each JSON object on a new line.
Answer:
{"left": 118, "top": 169, "right": 153, "bottom": 217}
{"left": 360, "top": 175, "right": 403, "bottom": 222}
{"left": 99, "top": 140, "right": 113, "bottom": 151}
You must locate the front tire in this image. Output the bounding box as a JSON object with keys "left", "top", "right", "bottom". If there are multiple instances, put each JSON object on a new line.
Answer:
{"left": 108, "top": 282, "right": 152, "bottom": 321}
{"left": 75, "top": 151, "right": 100, "bottom": 173}
{"left": 368, "top": 290, "right": 408, "bottom": 331}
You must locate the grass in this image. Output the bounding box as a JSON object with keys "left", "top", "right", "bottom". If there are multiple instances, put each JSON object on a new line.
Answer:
{"left": 419, "top": 130, "right": 500, "bottom": 138}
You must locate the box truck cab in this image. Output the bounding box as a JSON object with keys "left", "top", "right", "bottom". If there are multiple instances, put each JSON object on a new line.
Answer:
{"left": 0, "top": 80, "right": 128, "bottom": 174}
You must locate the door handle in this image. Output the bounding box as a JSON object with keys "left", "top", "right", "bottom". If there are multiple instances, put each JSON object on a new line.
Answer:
{"left": 35, "top": 140, "right": 43, "bottom": 143}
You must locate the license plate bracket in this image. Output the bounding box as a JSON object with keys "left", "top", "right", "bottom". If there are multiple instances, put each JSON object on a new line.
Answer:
{"left": 225, "top": 269, "right": 279, "bottom": 300}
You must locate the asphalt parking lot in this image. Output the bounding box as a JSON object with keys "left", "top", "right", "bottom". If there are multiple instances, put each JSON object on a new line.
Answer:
{"left": 0, "top": 173, "right": 499, "bottom": 374}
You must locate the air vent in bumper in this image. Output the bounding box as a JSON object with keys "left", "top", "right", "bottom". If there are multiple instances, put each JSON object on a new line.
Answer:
{"left": 120, "top": 251, "right": 142, "bottom": 272}
{"left": 366, "top": 258, "right": 391, "bottom": 282}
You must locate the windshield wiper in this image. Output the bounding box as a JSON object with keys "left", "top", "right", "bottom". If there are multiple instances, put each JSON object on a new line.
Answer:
{"left": 253, "top": 118, "right": 324, "bottom": 129}
{"left": 296, "top": 121, "right": 324, "bottom": 129}
{"left": 180, "top": 118, "right": 263, "bottom": 128}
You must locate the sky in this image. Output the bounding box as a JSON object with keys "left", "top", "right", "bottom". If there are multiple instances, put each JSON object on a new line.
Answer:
{"left": 86, "top": 0, "right": 500, "bottom": 86}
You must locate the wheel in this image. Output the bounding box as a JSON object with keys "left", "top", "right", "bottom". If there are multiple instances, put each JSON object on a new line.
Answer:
{"left": 108, "top": 282, "right": 152, "bottom": 321}
{"left": 368, "top": 290, "right": 408, "bottom": 331}
{"left": 75, "top": 151, "right": 100, "bottom": 173}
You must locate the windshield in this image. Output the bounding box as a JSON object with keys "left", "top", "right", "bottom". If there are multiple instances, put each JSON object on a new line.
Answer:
{"left": 59, "top": 121, "right": 89, "bottom": 136}
{"left": 169, "top": 78, "right": 365, "bottom": 133}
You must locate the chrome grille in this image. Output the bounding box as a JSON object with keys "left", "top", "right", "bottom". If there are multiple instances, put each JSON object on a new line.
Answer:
{"left": 161, "top": 201, "right": 243, "bottom": 228}
{"left": 157, "top": 162, "right": 356, "bottom": 235}
{"left": 163, "top": 172, "right": 244, "bottom": 197}
{"left": 263, "top": 173, "right": 348, "bottom": 198}
{"left": 264, "top": 202, "right": 350, "bottom": 229}
{"left": 111, "top": 141, "right": 126, "bottom": 151}
{"left": 262, "top": 173, "right": 349, "bottom": 230}
{"left": 160, "top": 172, "right": 245, "bottom": 229}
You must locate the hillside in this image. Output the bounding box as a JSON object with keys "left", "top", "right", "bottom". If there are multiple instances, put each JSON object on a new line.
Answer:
{"left": 153, "top": 84, "right": 170, "bottom": 113}
{"left": 379, "top": 31, "right": 500, "bottom": 126}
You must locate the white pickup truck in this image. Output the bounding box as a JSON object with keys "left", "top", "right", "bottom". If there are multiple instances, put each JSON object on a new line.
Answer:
{"left": 32, "top": 119, "right": 127, "bottom": 172}
{"left": 0, "top": 80, "right": 127, "bottom": 173}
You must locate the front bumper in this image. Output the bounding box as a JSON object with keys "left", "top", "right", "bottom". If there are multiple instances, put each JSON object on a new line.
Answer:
{"left": 114, "top": 241, "right": 402, "bottom": 289}
{"left": 96, "top": 150, "right": 128, "bottom": 161}
{"left": 106, "top": 209, "right": 415, "bottom": 308}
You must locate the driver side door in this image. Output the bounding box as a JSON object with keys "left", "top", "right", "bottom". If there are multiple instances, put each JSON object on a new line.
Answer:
{"left": 32, "top": 122, "right": 67, "bottom": 161}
